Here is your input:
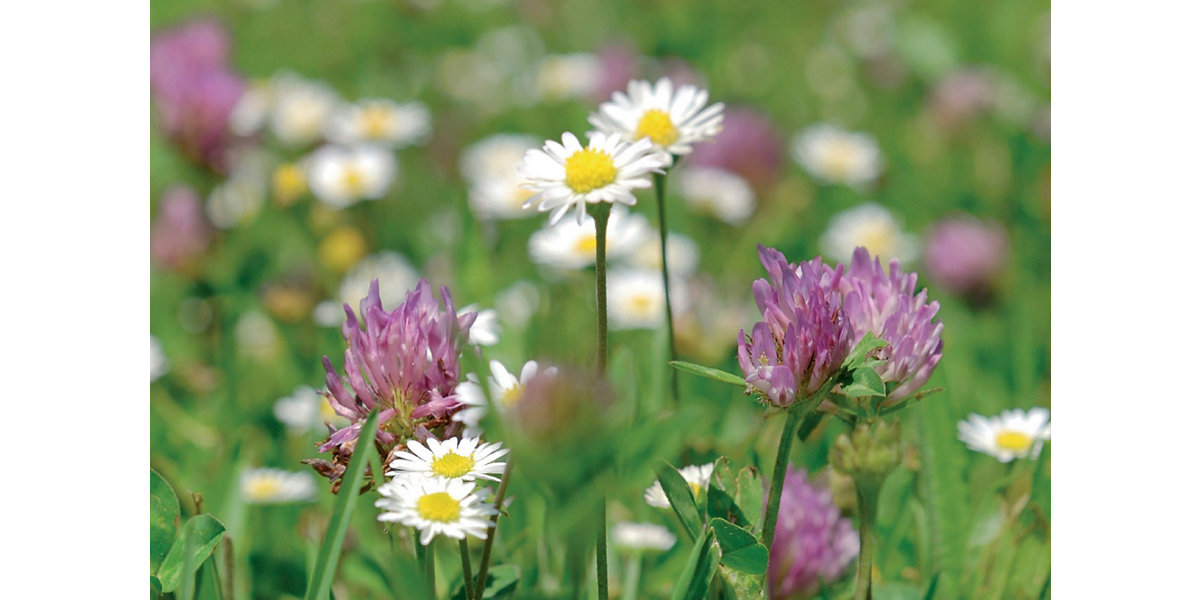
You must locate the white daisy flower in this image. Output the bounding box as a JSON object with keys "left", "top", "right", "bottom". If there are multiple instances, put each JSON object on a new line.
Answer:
{"left": 327, "top": 99, "right": 431, "bottom": 148}
{"left": 453, "top": 360, "right": 556, "bottom": 437}
{"left": 150, "top": 335, "right": 169, "bottom": 382}
{"left": 272, "top": 385, "right": 349, "bottom": 434}
{"left": 230, "top": 79, "right": 273, "bottom": 136}
{"left": 305, "top": 145, "right": 397, "bottom": 209}
{"left": 518, "top": 131, "right": 671, "bottom": 225}
{"left": 461, "top": 134, "right": 541, "bottom": 220}
{"left": 314, "top": 251, "right": 420, "bottom": 326}
{"left": 535, "top": 53, "right": 602, "bottom": 102}
{"left": 528, "top": 206, "right": 652, "bottom": 270}
{"left": 268, "top": 74, "right": 340, "bottom": 147}
{"left": 819, "top": 203, "right": 919, "bottom": 264}
{"left": 644, "top": 462, "right": 715, "bottom": 509}
{"left": 461, "top": 305, "right": 501, "bottom": 346}
{"left": 676, "top": 167, "right": 756, "bottom": 225}
{"left": 608, "top": 268, "right": 689, "bottom": 331}
{"left": 240, "top": 468, "right": 317, "bottom": 504}
{"left": 388, "top": 436, "right": 509, "bottom": 483}
{"left": 791, "top": 124, "right": 884, "bottom": 186}
{"left": 957, "top": 408, "right": 1051, "bottom": 463}
{"left": 234, "top": 310, "right": 280, "bottom": 360}
{"left": 588, "top": 77, "right": 725, "bottom": 157}
{"left": 630, "top": 232, "right": 700, "bottom": 277}
{"left": 612, "top": 522, "right": 677, "bottom": 553}
{"left": 494, "top": 280, "right": 541, "bottom": 329}
{"left": 375, "top": 476, "right": 498, "bottom": 545}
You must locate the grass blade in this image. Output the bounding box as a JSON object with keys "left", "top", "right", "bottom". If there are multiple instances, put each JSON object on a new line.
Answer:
{"left": 304, "top": 409, "right": 381, "bottom": 600}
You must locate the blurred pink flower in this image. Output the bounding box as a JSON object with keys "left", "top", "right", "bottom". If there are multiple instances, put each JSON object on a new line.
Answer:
{"left": 150, "top": 19, "right": 245, "bottom": 172}
{"left": 151, "top": 185, "right": 213, "bottom": 271}
{"left": 929, "top": 69, "right": 995, "bottom": 131}
{"left": 590, "top": 42, "right": 641, "bottom": 103}
{"left": 688, "top": 106, "right": 784, "bottom": 192}
{"left": 769, "top": 467, "right": 858, "bottom": 599}
{"left": 922, "top": 215, "right": 1010, "bottom": 303}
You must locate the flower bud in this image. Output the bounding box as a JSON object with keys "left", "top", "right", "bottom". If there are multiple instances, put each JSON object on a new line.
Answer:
{"left": 830, "top": 420, "right": 902, "bottom": 483}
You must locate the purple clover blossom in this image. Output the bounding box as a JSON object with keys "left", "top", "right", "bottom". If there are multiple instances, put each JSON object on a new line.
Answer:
{"left": 840, "top": 247, "right": 944, "bottom": 404}
{"left": 309, "top": 279, "right": 476, "bottom": 489}
{"left": 922, "top": 215, "right": 1009, "bottom": 303}
{"left": 769, "top": 467, "right": 859, "bottom": 599}
{"left": 738, "top": 246, "right": 855, "bottom": 406}
{"left": 151, "top": 185, "right": 212, "bottom": 272}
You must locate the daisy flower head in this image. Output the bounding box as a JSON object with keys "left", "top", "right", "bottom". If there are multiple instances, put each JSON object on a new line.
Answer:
{"left": 528, "top": 205, "right": 652, "bottom": 270}
{"left": 150, "top": 335, "right": 169, "bottom": 382}
{"left": 791, "top": 124, "right": 884, "bottom": 187}
{"left": 461, "top": 134, "right": 541, "bottom": 220}
{"left": 267, "top": 73, "right": 340, "bottom": 147}
{"left": 588, "top": 77, "right": 725, "bottom": 157}
{"left": 375, "top": 476, "right": 498, "bottom": 545}
{"left": 820, "top": 203, "right": 919, "bottom": 265}
{"left": 461, "top": 305, "right": 501, "bottom": 347}
{"left": 453, "top": 360, "right": 556, "bottom": 437}
{"left": 389, "top": 436, "right": 508, "bottom": 482}
{"left": 644, "top": 462, "right": 715, "bottom": 508}
{"left": 305, "top": 145, "right": 397, "bottom": 209}
{"left": 608, "top": 268, "right": 689, "bottom": 331}
{"left": 518, "top": 131, "right": 670, "bottom": 225}
{"left": 612, "top": 522, "right": 677, "bottom": 553}
{"left": 676, "top": 166, "right": 756, "bottom": 225}
{"left": 957, "top": 408, "right": 1050, "bottom": 463}
{"left": 327, "top": 98, "right": 431, "bottom": 148}
{"left": 240, "top": 468, "right": 317, "bottom": 504}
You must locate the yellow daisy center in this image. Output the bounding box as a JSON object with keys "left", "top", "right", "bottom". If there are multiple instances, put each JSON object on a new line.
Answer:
{"left": 430, "top": 451, "right": 475, "bottom": 478}
{"left": 994, "top": 430, "right": 1033, "bottom": 452}
{"left": 627, "top": 293, "right": 655, "bottom": 316}
{"left": 341, "top": 167, "right": 367, "bottom": 196}
{"left": 564, "top": 148, "right": 617, "bottom": 193}
{"left": 318, "top": 226, "right": 368, "bottom": 272}
{"left": 416, "top": 491, "right": 462, "bottom": 523}
{"left": 245, "top": 478, "right": 282, "bottom": 501}
{"left": 688, "top": 482, "right": 703, "bottom": 497}
{"left": 500, "top": 384, "right": 522, "bottom": 408}
{"left": 573, "top": 234, "right": 598, "bottom": 255}
{"left": 823, "top": 139, "right": 859, "bottom": 179}
{"left": 273, "top": 163, "right": 307, "bottom": 206}
{"left": 635, "top": 109, "right": 679, "bottom": 147}
{"left": 360, "top": 105, "right": 394, "bottom": 139}
{"left": 856, "top": 222, "right": 895, "bottom": 258}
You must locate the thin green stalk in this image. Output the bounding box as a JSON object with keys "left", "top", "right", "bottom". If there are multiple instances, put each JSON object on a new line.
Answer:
{"left": 597, "top": 501, "right": 609, "bottom": 600}
{"left": 653, "top": 172, "right": 680, "bottom": 405}
{"left": 588, "top": 201, "right": 612, "bottom": 600}
{"left": 760, "top": 405, "right": 805, "bottom": 551}
{"left": 619, "top": 555, "right": 642, "bottom": 600}
{"left": 852, "top": 480, "right": 881, "bottom": 600}
{"left": 416, "top": 533, "right": 437, "bottom": 597}
{"left": 473, "top": 461, "right": 513, "bottom": 600}
{"left": 459, "top": 539, "right": 474, "bottom": 600}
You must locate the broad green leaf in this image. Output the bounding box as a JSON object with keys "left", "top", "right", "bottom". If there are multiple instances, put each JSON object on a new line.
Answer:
{"left": 710, "top": 518, "right": 768, "bottom": 575}
{"left": 841, "top": 332, "right": 889, "bottom": 371}
{"left": 706, "top": 459, "right": 750, "bottom": 529}
{"left": 151, "top": 469, "right": 181, "bottom": 574}
{"left": 843, "top": 367, "right": 886, "bottom": 399}
{"left": 668, "top": 361, "right": 746, "bottom": 387}
{"left": 717, "top": 565, "right": 766, "bottom": 600}
{"left": 923, "top": 573, "right": 941, "bottom": 600}
{"left": 304, "top": 409, "right": 381, "bottom": 600}
{"left": 734, "top": 466, "right": 765, "bottom": 535}
{"left": 655, "top": 460, "right": 703, "bottom": 542}
{"left": 450, "top": 564, "right": 520, "bottom": 600}
{"left": 157, "top": 514, "right": 227, "bottom": 593}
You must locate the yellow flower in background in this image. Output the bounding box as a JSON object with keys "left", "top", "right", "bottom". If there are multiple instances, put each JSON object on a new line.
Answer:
{"left": 318, "top": 226, "right": 368, "bottom": 273}
{"left": 272, "top": 162, "right": 307, "bottom": 207}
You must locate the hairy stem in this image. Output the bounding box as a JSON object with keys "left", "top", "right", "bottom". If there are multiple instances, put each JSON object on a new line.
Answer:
{"left": 760, "top": 405, "right": 805, "bottom": 551}
{"left": 459, "top": 539, "right": 474, "bottom": 600}
{"left": 653, "top": 172, "right": 680, "bottom": 404}
{"left": 473, "top": 461, "right": 513, "bottom": 600}
{"left": 852, "top": 479, "right": 881, "bottom": 600}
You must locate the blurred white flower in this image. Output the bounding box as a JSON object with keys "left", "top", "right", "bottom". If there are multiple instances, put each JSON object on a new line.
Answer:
{"left": 612, "top": 522, "right": 676, "bottom": 552}
{"left": 306, "top": 145, "right": 397, "bottom": 209}
{"left": 589, "top": 77, "right": 725, "bottom": 157}
{"left": 240, "top": 468, "right": 317, "bottom": 504}
{"left": 608, "top": 268, "right": 688, "bottom": 331}
{"left": 234, "top": 310, "right": 281, "bottom": 360}
{"left": 150, "top": 335, "right": 169, "bottom": 382}
{"left": 819, "top": 203, "right": 918, "bottom": 264}
{"left": 273, "top": 385, "right": 348, "bottom": 434}
{"left": 494, "top": 280, "right": 541, "bottom": 328}
{"left": 528, "top": 206, "right": 652, "bottom": 270}
{"left": 230, "top": 79, "right": 273, "bottom": 136}
{"left": 268, "top": 73, "right": 340, "bottom": 147}
{"left": 644, "top": 463, "right": 714, "bottom": 508}
{"left": 461, "top": 305, "right": 501, "bottom": 346}
{"left": 791, "top": 124, "right": 884, "bottom": 186}
{"left": 206, "top": 151, "right": 268, "bottom": 229}
{"left": 958, "top": 408, "right": 1051, "bottom": 463}
{"left": 316, "top": 251, "right": 420, "bottom": 326}
{"left": 327, "top": 99, "right": 431, "bottom": 148}
{"left": 453, "top": 360, "right": 554, "bottom": 437}
{"left": 676, "top": 167, "right": 756, "bottom": 225}
{"left": 630, "top": 232, "right": 700, "bottom": 277}
{"left": 535, "top": 53, "right": 601, "bottom": 102}
{"left": 460, "top": 134, "right": 541, "bottom": 220}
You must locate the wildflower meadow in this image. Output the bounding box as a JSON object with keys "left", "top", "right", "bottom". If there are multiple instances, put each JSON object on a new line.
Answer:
{"left": 147, "top": 1, "right": 1054, "bottom": 598}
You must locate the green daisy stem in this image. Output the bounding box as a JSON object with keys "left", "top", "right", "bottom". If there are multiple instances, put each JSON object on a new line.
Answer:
{"left": 587, "top": 201, "right": 612, "bottom": 600}
{"left": 620, "top": 554, "right": 642, "bottom": 600}
{"left": 653, "top": 172, "right": 680, "bottom": 405}
{"left": 459, "top": 538, "right": 474, "bottom": 600}
{"left": 851, "top": 477, "right": 882, "bottom": 600}
{"left": 415, "top": 529, "right": 436, "bottom": 597}
{"left": 760, "top": 404, "right": 805, "bottom": 552}
{"left": 473, "top": 461, "right": 512, "bottom": 600}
